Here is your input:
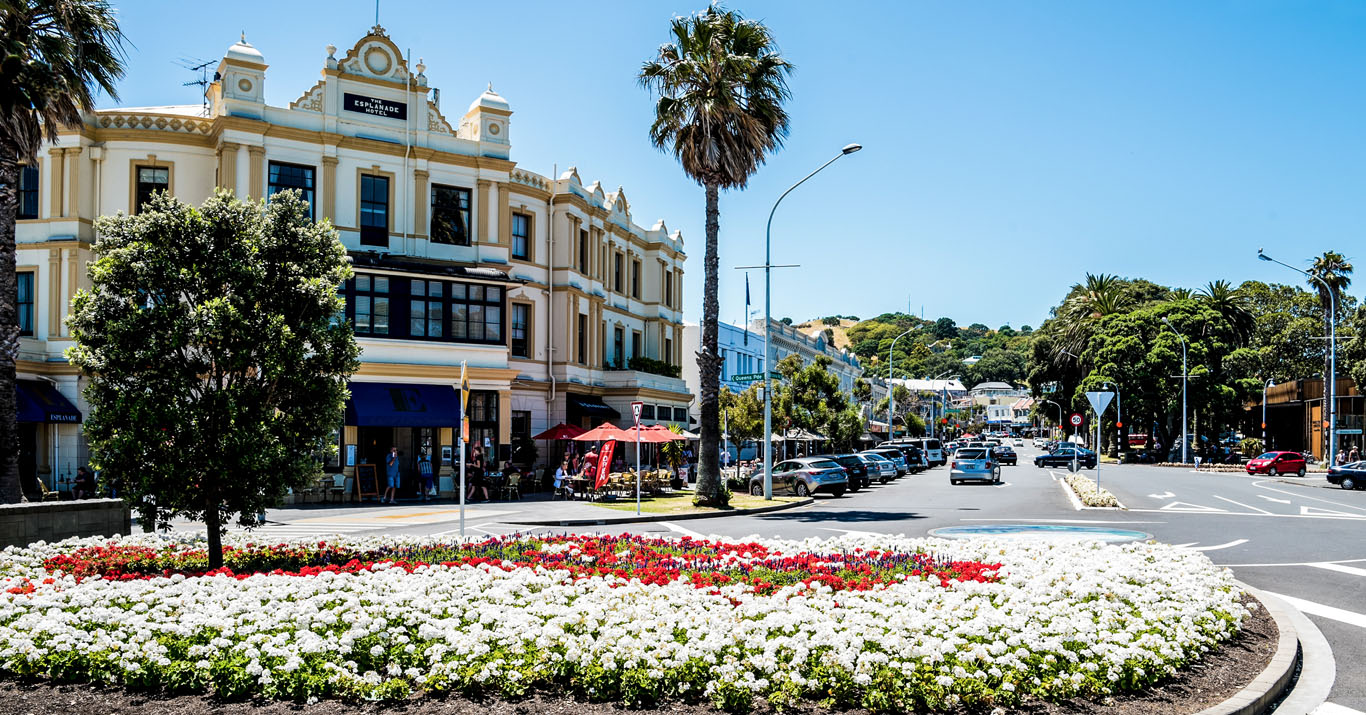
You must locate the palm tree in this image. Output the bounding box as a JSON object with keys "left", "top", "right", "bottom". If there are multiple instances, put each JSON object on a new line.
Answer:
{"left": 0, "top": 0, "right": 125, "bottom": 503}
{"left": 640, "top": 6, "right": 791, "bottom": 506}
{"left": 1167, "top": 287, "right": 1195, "bottom": 301}
{"left": 1055, "top": 273, "right": 1131, "bottom": 363}
{"left": 1198, "top": 280, "right": 1254, "bottom": 345}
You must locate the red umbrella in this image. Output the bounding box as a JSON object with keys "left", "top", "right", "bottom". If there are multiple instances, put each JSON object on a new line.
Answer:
{"left": 621, "top": 425, "right": 681, "bottom": 443}
{"left": 573, "top": 422, "right": 627, "bottom": 441}
{"left": 533, "top": 423, "right": 586, "bottom": 440}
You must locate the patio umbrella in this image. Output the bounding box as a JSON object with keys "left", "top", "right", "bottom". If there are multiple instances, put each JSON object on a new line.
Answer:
{"left": 573, "top": 422, "right": 627, "bottom": 441}
{"left": 631, "top": 425, "right": 685, "bottom": 442}
{"left": 533, "top": 423, "right": 586, "bottom": 440}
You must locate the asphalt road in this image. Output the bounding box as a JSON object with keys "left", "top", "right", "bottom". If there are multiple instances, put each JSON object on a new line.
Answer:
{"left": 178, "top": 443, "right": 1366, "bottom": 713}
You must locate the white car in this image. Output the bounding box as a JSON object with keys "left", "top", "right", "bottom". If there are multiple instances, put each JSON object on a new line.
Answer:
{"left": 1013, "top": 438, "right": 1024, "bottom": 447}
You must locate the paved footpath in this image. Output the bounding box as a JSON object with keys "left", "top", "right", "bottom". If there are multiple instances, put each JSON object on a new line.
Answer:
{"left": 162, "top": 444, "right": 1366, "bottom": 712}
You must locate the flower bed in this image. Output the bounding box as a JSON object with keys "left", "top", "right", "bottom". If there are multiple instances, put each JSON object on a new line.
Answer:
{"left": 1064, "top": 473, "right": 1121, "bottom": 507}
{"left": 0, "top": 533, "right": 1245, "bottom": 712}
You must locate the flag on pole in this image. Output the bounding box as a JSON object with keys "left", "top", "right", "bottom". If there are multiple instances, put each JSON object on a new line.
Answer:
{"left": 743, "top": 273, "right": 751, "bottom": 345}
{"left": 460, "top": 361, "right": 469, "bottom": 443}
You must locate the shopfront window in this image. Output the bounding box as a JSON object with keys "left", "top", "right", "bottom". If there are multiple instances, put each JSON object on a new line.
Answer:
{"left": 468, "top": 391, "right": 499, "bottom": 457}
{"left": 450, "top": 283, "right": 503, "bottom": 344}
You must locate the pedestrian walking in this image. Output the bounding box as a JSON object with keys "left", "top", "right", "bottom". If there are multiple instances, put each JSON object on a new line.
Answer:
{"left": 1349, "top": 445, "right": 1360, "bottom": 463}
{"left": 465, "top": 446, "right": 490, "bottom": 502}
{"left": 383, "top": 446, "right": 401, "bottom": 504}
{"left": 418, "top": 452, "right": 435, "bottom": 501}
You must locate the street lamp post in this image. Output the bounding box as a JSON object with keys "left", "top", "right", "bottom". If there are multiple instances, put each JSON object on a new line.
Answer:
{"left": 756, "top": 144, "right": 862, "bottom": 500}
{"left": 1262, "top": 379, "right": 1275, "bottom": 449}
{"left": 1101, "top": 380, "right": 1122, "bottom": 456}
{"left": 1161, "top": 317, "right": 1188, "bottom": 464}
{"left": 886, "top": 329, "right": 913, "bottom": 442}
{"left": 1259, "top": 249, "right": 1337, "bottom": 466}
{"left": 929, "top": 369, "right": 954, "bottom": 439}
{"left": 1043, "top": 399, "right": 1063, "bottom": 440}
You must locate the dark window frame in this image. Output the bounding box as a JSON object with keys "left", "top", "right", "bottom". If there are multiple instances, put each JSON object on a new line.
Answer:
{"left": 613, "top": 325, "right": 624, "bottom": 367}
{"left": 577, "top": 314, "right": 588, "bottom": 365}
{"left": 578, "top": 229, "right": 589, "bottom": 273}
{"left": 431, "top": 184, "right": 472, "bottom": 246}
{"left": 408, "top": 278, "right": 445, "bottom": 339}
{"left": 664, "top": 270, "right": 674, "bottom": 308}
{"left": 17, "top": 271, "right": 34, "bottom": 336}
{"left": 134, "top": 165, "right": 169, "bottom": 214}
{"left": 631, "top": 258, "right": 641, "bottom": 299}
{"left": 339, "top": 273, "right": 506, "bottom": 346}
{"left": 613, "top": 252, "right": 623, "bottom": 293}
{"left": 360, "top": 174, "right": 390, "bottom": 246}
{"left": 18, "top": 165, "right": 39, "bottom": 220}
{"left": 267, "top": 161, "right": 315, "bottom": 217}
{"left": 510, "top": 212, "right": 530, "bottom": 260}
{"left": 510, "top": 302, "right": 530, "bottom": 358}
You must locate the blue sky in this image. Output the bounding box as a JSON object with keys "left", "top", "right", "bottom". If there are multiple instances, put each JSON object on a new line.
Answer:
{"left": 105, "top": 0, "right": 1365, "bottom": 329}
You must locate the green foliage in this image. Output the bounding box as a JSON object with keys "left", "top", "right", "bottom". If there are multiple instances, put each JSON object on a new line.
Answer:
{"left": 628, "top": 355, "right": 682, "bottom": 378}
{"left": 1239, "top": 438, "right": 1264, "bottom": 457}
{"left": 719, "top": 385, "right": 764, "bottom": 445}
{"left": 66, "top": 190, "right": 359, "bottom": 564}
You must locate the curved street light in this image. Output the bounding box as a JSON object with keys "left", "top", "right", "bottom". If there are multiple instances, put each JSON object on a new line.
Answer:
{"left": 759, "top": 144, "right": 862, "bottom": 499}
{"left": 1259, "top": 249, "right": 1337, "bottom": 466}
{"left": 886, "top": 329, "right": 914, "bottom": 441}
{"left": 1161, "top": 317, "right": 1188, "bottom": 464}
{"left": 1042, "top": 399, "right": 1063, "bottom": 440}
{"left": 1262, "top": 378, "right": 1275, "bottom": 449}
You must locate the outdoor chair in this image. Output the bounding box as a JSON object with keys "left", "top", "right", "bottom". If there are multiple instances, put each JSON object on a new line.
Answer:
{"left": 328, "top": 474, "right": 348, "bottom": 503}
{"left": 501, "top": 473, "right": 521, "bottom": 501}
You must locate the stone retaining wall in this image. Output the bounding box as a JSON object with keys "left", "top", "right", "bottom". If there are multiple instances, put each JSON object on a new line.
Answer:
{"left": 0, "top": 498, "right": 130, "bottom": 549}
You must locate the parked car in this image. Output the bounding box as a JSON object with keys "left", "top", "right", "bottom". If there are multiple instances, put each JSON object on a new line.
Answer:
{"left": 813, "top": 453, "right": 870, "bottom": 491}
{"left": 1032, "top": 437, "right": 1048, "bottom": 449}
{"left": 950, "top": 447, "right": 1000, "bottom": 485}
{"left": 1013, "top": 438, "right": 1024, "bottom": 447}
{"left": 893, "top": 438, "right": 945, "bottom": 467}
{"left": 862, "top": 448, "right": 909, "bottom": 476}
{"left": 748, "top": 457, "right": 848, "bottom": 498}
{"left": 1245, "top": 451, "right": 1307, "bottom": 477}
{"left": 1327, "top": 461, "right": 1366, "bottom": 490}
{"left": 1034, "top": 446, "right": 1097, "bottom": 469}
{"left": 993, "top": 445, "right": 1018, "bottom": 466}
{"left": 887, "top": 445, "right": 928, "bottom": 473}
{"left": 859, "top": 453, "right": 898, "bottom": 483}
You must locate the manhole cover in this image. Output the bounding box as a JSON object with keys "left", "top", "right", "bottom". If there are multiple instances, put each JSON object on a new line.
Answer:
{"left": 929, "top": 524, "right": 1150, "bottom": 542}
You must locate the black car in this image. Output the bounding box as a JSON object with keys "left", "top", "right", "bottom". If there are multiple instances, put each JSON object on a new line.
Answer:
{"left": 888, "top": 445, "right": 928, "bottom": 473}
{"left": 1034, "top": 446, "right": 1097, "bottom": 469}
{"left": 992, "top": 445, "right": 1017, "bottom": 466}
{"left": 812, "top": 453, "right": 870, "bottom": 492}
{"left": 1327, "top": 461, "right": 1366, "bottom": 490}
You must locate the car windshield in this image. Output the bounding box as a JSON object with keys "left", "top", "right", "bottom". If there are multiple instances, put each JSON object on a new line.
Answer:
{"left": 1255, "top": 452, "right": 1277, "bottom": 460}
{"left": 957, "top": 448, "right": 988, "bottom": 460}
{"left": 807, "top": 459, "right": 841, "bottom": 470}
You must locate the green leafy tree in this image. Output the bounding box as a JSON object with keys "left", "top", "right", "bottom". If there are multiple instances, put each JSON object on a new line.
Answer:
{"left": 0, "top": 0, "right": 126, "bottom": 503}
{"left": 875, "top": 384, "right": 927, "bottom": 437}
{"left": 66, "top": 191, "right": 359, "bottom": 568}
{"left": 1346, "top": 306, "right": 1366, "bottom": 393}
{"left": 640, "top": 6, "right": 792, "bottom": 507}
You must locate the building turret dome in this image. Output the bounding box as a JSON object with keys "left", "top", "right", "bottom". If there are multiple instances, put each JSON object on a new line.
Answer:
{"left": 468, "top": 82, "right": 510, "bottom": 113}
{"left": 225, "top": 33, "right": 264, "bottom": 64}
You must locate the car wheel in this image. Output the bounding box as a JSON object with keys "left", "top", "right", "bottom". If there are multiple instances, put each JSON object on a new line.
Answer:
{"left": 1269, "top": 467, "right": 1278, "bottom": 476}
{"left": 795, "top": 482, "right": 810, "bottom": 497}
{"left": 848, "top": 482, "right": 860, "bottom": 493}
{"left": 950, "top": 479, "right": 958, "bottom": 485}
{"left": 749, "top": 483, "right": 763, "bottom": 497}
{"left": 831, "top": 487, "right": 846, "bottom": 498}
{"left": 880, "top": 476, "right": 889, "bottom": 484}
{"left": 1297, "top": 467, "right": 1306, "bottom": 477}
{"left": 1342, "top": 476, "right": 1358, "bottom": 490}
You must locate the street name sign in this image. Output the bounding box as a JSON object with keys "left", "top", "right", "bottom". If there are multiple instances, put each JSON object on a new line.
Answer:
{"left": 732, "top": 372, "right": 780, "bottom": 383}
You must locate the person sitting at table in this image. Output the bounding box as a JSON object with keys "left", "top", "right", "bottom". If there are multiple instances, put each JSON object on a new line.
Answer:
{"left": 580, "top": 449, "right": 599, "bottom": 478}
{"left": 554, "top": 459, "right": 574, "bottom": 499}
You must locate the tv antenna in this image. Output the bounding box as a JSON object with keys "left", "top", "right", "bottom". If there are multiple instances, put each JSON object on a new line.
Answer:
{"left": 176, "top": 57, "right": 216, "bottom": 116}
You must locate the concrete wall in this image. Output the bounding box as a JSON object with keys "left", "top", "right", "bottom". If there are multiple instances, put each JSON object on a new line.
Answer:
{"left": 0, "top": 498, "right": 130, "bottom": 549}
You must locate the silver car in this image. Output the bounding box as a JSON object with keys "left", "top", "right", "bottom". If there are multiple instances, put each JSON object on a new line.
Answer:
{"left": 858, "top": 453, "right": 897, "bottom": 484}
{"left": 748, "top": 457, "right": 848, "bottom": 497}
{"left": 862, "top": 449, "right": 908, "bottom": 476}
{"left": 950, "top": 447, "right": 1001, "bottom": 485}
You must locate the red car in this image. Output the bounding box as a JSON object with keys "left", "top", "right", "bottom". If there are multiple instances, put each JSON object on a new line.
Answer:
{"left": 1245, "top": 451, "right": 1307, "bottom": 477}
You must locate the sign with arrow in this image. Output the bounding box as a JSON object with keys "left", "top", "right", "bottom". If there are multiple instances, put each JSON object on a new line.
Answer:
{"left": 1085, "top": 391, "right": 1115, "bottom": 417}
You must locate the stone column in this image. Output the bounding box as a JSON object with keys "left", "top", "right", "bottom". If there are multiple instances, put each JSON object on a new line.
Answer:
{"left": 47, "top": 148, "right": 64, "bottom": 218}
{"left": 217, "top": 142, "right": 240, "bottom": 194}
{"left": 63, "top": 248, "right": 77, "bottom": 337}
{"left": 476, "top": 179, "right": 492, "bottom": 243}
{"left": 46, "top": 249, "right": 60, "bottom": 339}
{"left": 497, "top": 183, "right": 511, "bottom": 246}
{"left": 247, "top": 145, "right": 265, "bottom": 200}
{"left": 321, "top": 156, "right": 338, "bottom": 222}
{"left": 413, "top": 169, "right": 429, "bottom": 238}
{"left": 62, "top": 147, "right": 81, "bottom": 219}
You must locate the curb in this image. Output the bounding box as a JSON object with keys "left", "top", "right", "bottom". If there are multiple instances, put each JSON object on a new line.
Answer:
{"left": 1055, "top": 471, "right": 1125, "bottom": 510}
{"left": 1194, "top": 585, "right": 1302, "bottom": 715}
{"left": 505, "top": 496, "right": 814, "bottom": 527}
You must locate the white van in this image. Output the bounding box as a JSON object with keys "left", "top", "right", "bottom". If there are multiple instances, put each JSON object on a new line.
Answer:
{"left": 888, "top": 438, "right": 945, "bottom": 468}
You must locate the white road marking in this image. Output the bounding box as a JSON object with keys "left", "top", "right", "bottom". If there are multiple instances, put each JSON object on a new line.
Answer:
{"left": 1159, "top": 501, "right": 1226, "bottom": 513}
{"left": 1314, "top": 702, "right": 1366, "bottom": 714}
{"left": 1212, "top": 495, "right": 1272, "bottom": 515}
{"left": 659, "top": 521, "right": 704, "bottom": 539}
{"left": 820, "top": 527, "right": 884, "bottom": 537}
{"left": 960, "top": 518, "right": 1165, "bottom": 524}
{"left": 1190, "top": 539, "right": 1249, "bottom": 551}
{"left": 1126, "top": 508, "right": 1366, "bottom": 521}
{"left": 1258, "top": 495, "right": 1292, "bottom": 504}
{"left": 1148, "top": 491, "right": 1175, "bottom": 499}
{"left": 1266, "top": 591, "right": 1366, "bottom": 630}
{"left": 1220, "top": 557, "right": 1366, "bottom": 568}
{"left": 1252, "top": 480, "right": 1366, "bottom": 513}
{"left": 1302, "top": 505, "right": 1359, "bottom": 517}
{"left": 1172, "top": 542, "right": 1198, "bottom": 548}
{"left": 1310, "top": 562, "right": 1366, "bottom": 578}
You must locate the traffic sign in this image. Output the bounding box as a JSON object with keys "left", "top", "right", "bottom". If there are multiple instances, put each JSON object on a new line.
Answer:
{"left": 630, "top": 401, "right": 643, "bottom": 427}
{"left": 1069, "top": 413, "right": 1084, "bottom": 427}
{"left": 1085, "top": 391, "right": 1115, "bottom": 417}
{"left": 732, "top": 372, "right": 780, "bottom": 383}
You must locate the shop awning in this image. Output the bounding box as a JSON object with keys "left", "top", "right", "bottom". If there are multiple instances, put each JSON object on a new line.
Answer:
{"left": 345, "top": 382, "right": 460, "bottom": 427}
{"left": 16, "top": 380, "right": 81, "bottom": 424}
{"left": 567, "top": 394, "right": 620, "bottom": 420}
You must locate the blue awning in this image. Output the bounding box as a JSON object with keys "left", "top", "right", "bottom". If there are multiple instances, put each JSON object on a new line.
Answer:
{"left": 345, "top": 382, "right": 461, "bottom": 427}
{"left": 17, "top": 380, "right": 82, "bottom": 424}
{"left": 567, "top": 394, "right": 620, "bottom": 420}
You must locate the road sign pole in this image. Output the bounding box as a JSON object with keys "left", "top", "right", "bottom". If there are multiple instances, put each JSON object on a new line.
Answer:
{"left": 632, "top": 401, "right": 643, "bottom": 516}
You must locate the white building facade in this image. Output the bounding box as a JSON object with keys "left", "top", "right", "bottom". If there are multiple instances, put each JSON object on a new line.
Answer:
{"left": 753, "top": 319, "right": 864, "bottom": 393}
{"left": 14, "top": 26, "right": 689, "bottom": 496}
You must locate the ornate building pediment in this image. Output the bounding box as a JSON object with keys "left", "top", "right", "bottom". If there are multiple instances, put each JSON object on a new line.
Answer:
{"left": 336, "top": 25, "right": 411, "bottom": 86}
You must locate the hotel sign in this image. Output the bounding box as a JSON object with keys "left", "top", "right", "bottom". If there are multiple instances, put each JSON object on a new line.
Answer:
{"left": 343, "top": 92, "right": 407, "bottom": 120}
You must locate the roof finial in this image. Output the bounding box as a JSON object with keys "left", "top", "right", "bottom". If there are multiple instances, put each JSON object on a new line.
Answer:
{"left": 240, "top": 31, "right": 246, "bottom": 43}
{"left": 487, "top": 81, "right": 494, "bottom": 92}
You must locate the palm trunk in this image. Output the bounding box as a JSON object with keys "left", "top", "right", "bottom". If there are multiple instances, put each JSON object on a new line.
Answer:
{"left": 694, "top": 182, "right": 723, "bottom": 506}
{"left": 1322, "top": 289, "right": 1333, "bottom": 460}
{"left": 0, "top": 146, "right": 22, "bottom": 504}
{"left": 205, "top": 482, "right": 223, "bottom": 569}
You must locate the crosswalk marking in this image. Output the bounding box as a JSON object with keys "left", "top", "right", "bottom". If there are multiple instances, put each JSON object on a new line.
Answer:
{"left": 1310, "top": 562, "right": 1366, "bottom": 579}
{"left": 1266, "top": 591, "right": 1366, "bottom": 630}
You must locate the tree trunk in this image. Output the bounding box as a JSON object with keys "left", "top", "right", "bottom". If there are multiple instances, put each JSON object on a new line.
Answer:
{"left": 694, "top": 182, "right": 723, "bottom": 506}
{"left": 205, "top": 486, "right": 223, "bottom": 569}
{"left": 0, "top": 146, "right": 22, "bottom": 504}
